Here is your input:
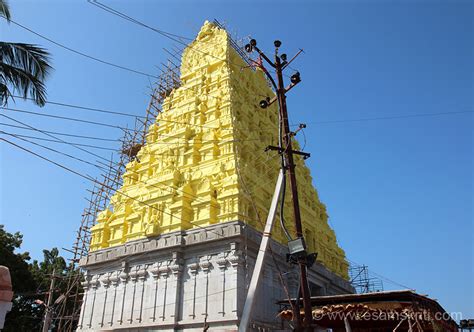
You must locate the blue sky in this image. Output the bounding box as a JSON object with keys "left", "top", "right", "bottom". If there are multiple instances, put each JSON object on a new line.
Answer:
{"left": 1, "top": 0, "right": 472, "bottom": 319}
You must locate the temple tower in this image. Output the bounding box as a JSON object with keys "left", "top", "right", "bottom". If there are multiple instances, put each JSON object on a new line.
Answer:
{"left": 78, "top": 21, "right": 352, "bottom": 331}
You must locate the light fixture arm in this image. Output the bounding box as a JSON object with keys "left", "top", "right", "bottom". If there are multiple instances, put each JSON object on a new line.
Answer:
{"left": 253, "top": 45, "right": 276, "bottom": 68}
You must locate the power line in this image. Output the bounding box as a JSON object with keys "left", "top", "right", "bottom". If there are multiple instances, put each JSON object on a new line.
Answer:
{"left": 8, "top": 101, "right": 466, "bottom": 233}
{"left": 0, "top": 122, "right": 120, "bottom": 142}
{"left": 6, "top": 14, "right": 277, "bottom": 116}
{"left": 89, "top": 1, "right": 269, "bottom": 78}
{"left": 304, "top": 110, "right": 474, "bottom": 126}
{"left": 245, "top": 37, "right": 313, "bottom": 327}
{"left": 347, "top": 258, "right": 413, "bottom": 290}
{"left": 3, "top": 119, "right": 300, "bottom": 322}
{"left": 6, "top": 101, "right": 469, "bottom": 223}
{"left": 5, "top": 10, "right": 448, "bottom": 312}
{"left": 0, "top": 130, "right": 118, "bottom": 151}
{"left": 6, "top": 12, "right": 251, "bottom": 89}
{"left": 6, "top": 18, "right": 160, "bottom": 79}
{"left": 0, "top": 112, "right": 275, "bottom": 213}
{"left": 6, "top": 16, "right": 227, "bottom": 106}
{"left": 6, "top": 12, "right": 289, "bottom": 108}
{"left": 0, "top": 131, "right": 113, "bottom": 172}
{"left": 7, "top": 95, "right": 472, "bottom": 134}
{"left": 0, "top": 113, "right": 276, "bottom": 213}
{"left": 1, "top": 107, "right": 265, "bottom": 144}
{"left": 0, "top": 126, "right": 267, "bottom": 160}
{"left": 87, "top": 0, "right": 193, "bottom": 42}
{"left": 7, "top": 14, "right": 468, "bottom": 130}
{"left": 13, "top": 95, "right": 232, "bottom": 131}
{"left": 0, "top": 113, "right": 113, "bottom": 168}
{"left": 2, "top": 107, "right": 126, "bottom": 130}
{"left": 0, "top": 137, "right": 261, "bottom": 243}
{"left": 88, "top": 0, "right": 252, "bottom": 70}
{"left": 0, "top": 138, "right": 109, "bottom": 184}
{"left": 6, "top": 104, "right": 471, "bottom": 138}
{"left": 12, "top": 95, "right": 146, "bottom": 119}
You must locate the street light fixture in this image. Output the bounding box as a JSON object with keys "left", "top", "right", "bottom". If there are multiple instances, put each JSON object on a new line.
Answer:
{"left": 291, "top": 72, "right": 301, "bottom": 84}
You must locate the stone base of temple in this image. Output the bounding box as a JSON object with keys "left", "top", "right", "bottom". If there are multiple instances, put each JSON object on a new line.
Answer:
{"left": 78, "top": 221, "right": 353, "bottom": 331}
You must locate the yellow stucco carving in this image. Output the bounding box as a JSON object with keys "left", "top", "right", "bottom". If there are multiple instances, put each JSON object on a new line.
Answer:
{"left": 90, "top": 21, "right": 349, "bottom": 279}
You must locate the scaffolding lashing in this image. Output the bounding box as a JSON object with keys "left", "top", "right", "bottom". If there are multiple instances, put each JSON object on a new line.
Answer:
{"left": 55, "top": 160, "right": 120, "bottom": 331}
{"left": 120, "top": 58, "right": 181, "bottom": 161}
{"left": 213, "top": 19, "right": 253, "bottom": 68}
{"left": 349, "top": 264, "right": 384, "bottom": 294}
{"left": 54, "top": 51, "right": 183, "bottom": 331}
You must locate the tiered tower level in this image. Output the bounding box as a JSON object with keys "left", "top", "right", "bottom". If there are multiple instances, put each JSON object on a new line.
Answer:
{"left": 90, "top": 22, "right": 348, "bottom": 279}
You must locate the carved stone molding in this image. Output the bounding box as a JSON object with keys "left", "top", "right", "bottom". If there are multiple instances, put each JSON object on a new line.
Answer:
{"left": 216, "top": 254, "right": 228, "bottom": 271}
{"left": 81, "top": 278, "right": 90, "bottom": 291}
{"left": 119, "top": 269, "right": 129, "bottom": 283}
{"left": 199, "top": 257, "right": 212, "bottom": 273}
{"left": 170, "top": 252, "right": 183, "bottom": 276}
{"left": 129, "top": 266, "right": 141, "bottom": 283}
{"left": 170, "top": 263, "right": 183, "bottom": 276}
{"left": 188, "top": 262, "right": 199, "bottom": 275}
{"left": 90, "top": 275, "right": 100, "bottom": 290}
{"left": 149, "top": 262, "right": 160, "bottom": 280}
{"left": 158, "top": 265, "right": 170, "bottom": 278}
{"left": 228, "top": 247, "right": 244, "bottom": 268}
{"left": 80, "top": 221, "right": 244, "bottom": 267}
{"left": 137, "top": 266, "right": 148, "bottom": 281}
{"left": 100, "top": 272, "right": 112, "bottom": 288}
{"left": 109, "top": 271, "right": 120, "bottom": 287}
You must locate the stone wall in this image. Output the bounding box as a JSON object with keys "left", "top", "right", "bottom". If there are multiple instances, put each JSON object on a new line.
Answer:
{"left": 78, "top": 221, "right": 353, "bottom": 331}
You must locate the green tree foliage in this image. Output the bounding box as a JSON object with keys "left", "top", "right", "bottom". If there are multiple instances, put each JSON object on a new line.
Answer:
{"left": 0, "top": 225, "right": 35, "bottom": 292}
{"left": 0, "top": 225, "right": 41, "bottom": 331}
{"left": 0, "top": 0, "right": 52, "bottom": 106}
{"left": 30, "top": 248, "right": 67, "bottom": 291}
{"left": 0, "top": 225, "right": 71, "bottom": 331}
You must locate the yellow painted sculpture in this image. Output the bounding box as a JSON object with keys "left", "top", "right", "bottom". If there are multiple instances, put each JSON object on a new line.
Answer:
{"left": 90, "top": 21, "right": 349, "bottom": 279}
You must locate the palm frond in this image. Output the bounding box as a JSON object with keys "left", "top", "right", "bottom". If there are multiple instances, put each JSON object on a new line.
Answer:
{"left": 0, "top": 42, "right": 52, "bottom": 106}
{"left": 0, "top": 83, "right": 12, "bottom": 104}
{"left": 0, "top": 0, "right": 10, "bottom": 22}
{"left": 0, "top": 42, "right": 52, "bottom": 79}
{"left": 1, "top": 63, "right": 48, "bottom": 106}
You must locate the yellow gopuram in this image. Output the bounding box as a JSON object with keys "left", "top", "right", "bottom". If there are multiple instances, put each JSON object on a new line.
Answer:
{"left": 90, "top": 21, "right": 349, "bottom": 279}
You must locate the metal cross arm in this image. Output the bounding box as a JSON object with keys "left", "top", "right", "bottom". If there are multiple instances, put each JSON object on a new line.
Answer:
{"left": 265, "top": 145, "right": 311, "bottom": 160}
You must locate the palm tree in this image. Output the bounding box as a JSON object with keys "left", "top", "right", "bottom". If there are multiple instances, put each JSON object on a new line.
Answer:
{"left": 0, "top": 0, "right": 52, "bottom": 107}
